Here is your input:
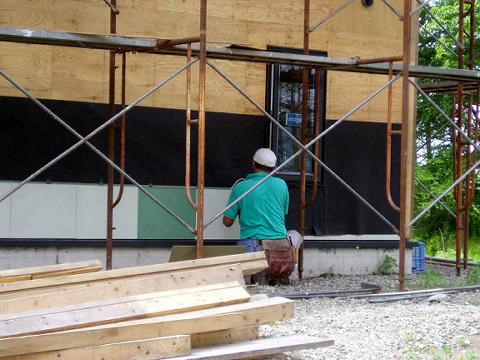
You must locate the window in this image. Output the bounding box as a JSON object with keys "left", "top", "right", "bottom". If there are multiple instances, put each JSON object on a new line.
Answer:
{"left": 267, "top": 48, "right": 327, "bottom": 177}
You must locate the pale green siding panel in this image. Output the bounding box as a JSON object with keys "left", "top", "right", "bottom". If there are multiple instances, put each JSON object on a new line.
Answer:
{"left": 137, "top": 186, "right": 196, "bottom": 239}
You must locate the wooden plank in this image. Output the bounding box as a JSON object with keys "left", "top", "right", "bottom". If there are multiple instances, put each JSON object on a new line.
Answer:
{"left": 191, "top": 326, "right": 259, "bottom": 349}
{"left": 0, "top": 260, "right": 264, "bottom": 301}
{"left": 0, "top": 260, "right": 102, "bottom": 279}
{"left": 0, "top": 297, "right": 293, "bottom": 357}
{"left": 0, "top": 275, "right": 31, "bottom": 284}
{"left": 30, "top": 266, "right": 102, "bottom": 280}
{"left": 0, "top": 252, "right": 266, "bottom": 297}
{"left": 0, "top": 282, "right": 244, "bottom": 321}
{"left": 0, "top": 261, "right": 102, "bottom": 284}
{"left": 0, "top": 284, "right": 250, "bottom": 338}
{"left": 3, "top": 335, "right": 191, "bottom": 360}
{"left": 0, "top": 264, "right": 244, "bottom": 314}
{"left": 170, "top": 335, "right": 334, "bottom": 360}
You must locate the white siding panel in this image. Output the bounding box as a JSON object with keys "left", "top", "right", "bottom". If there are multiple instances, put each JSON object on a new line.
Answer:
{"left": 204, "top": 188, "right": 240, "bottom": 239}
{"left": 112, "top": 186, "right": 138, "bottom": 239}
{"left": 0, "top": 183, "right": 12, "bottom": 238}
{"left": 76, "top": 184, "right": 138, "bottom": 239}
{"left": 75, "top": 184, "right": 106, "bottom": 239}
{"left": 11, "top": 183, "right": 76, "bottom": 238}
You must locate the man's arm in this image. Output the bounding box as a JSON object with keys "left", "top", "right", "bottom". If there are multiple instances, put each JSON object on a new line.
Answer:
{"left": 223, "top": 216, "right": 234, "bottom": 227}
{"left": 223, "top": 185, "right": 240, "bottom": 227}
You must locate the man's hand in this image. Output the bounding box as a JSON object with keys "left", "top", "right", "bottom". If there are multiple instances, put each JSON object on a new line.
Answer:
{"left": 223, "top": 216, "right": 234, "bottom": 227}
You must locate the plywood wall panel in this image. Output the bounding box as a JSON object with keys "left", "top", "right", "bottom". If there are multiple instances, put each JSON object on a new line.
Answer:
{"left": 0, "top": 0, "right": 53, "bottom": 29}
{"left": 0, "top": 0, "right": 408, "bottom": 123}
{"left": 51, "top": 48, "right": 107, "bottom": 103}
{"left": 0, "top": 43, "right": 53, "bottom": 99}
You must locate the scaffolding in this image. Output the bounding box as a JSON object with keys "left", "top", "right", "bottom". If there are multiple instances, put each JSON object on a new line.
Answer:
{"left": 0, "top": 0, "right": 479, "bottom": 289}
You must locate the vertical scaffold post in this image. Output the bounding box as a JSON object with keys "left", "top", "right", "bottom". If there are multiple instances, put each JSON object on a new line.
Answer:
{"left": 106, "top": 0, "right": 117, "bottom": 270}
{"left": 455, "top": 0, "right": 465, "bottom": 276}
{"left": 399, "top": 0, "right": 412, "bottom": 291}
{"left": 299, "top": 0, "right": 310, "bottom": 281}
{"left": 196, "top": 0, "right": 207, "bottom": 259}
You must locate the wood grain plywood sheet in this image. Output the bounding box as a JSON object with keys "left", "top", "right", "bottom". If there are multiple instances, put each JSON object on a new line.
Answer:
{"left": 0, "top": 43, "right": 53, "bottom": 99}
{"left": 114, "top": 52, "right": 156, "bottom": 107}
{"left": 244, "top": 62, "right": 267, "bottom": 115}
{"left": 51, "top": 47, "right": 107, "bottom": 103}
{"left": 206, "top": 59, "right": 249, "bottom": 115}
{"left": 153, "top": 55, "right": 191, "bottom": 111}
{"left": 51, "top": 0, "right": 108, "bottom": 34}
{"left": 0, "top": 0, "right": 53, "bottom": 29}
{"left": 0, "top": 0, "right": 407, "bottom": 122}
{"left": 117, "top": 0, "right": 157, "bottom": 37}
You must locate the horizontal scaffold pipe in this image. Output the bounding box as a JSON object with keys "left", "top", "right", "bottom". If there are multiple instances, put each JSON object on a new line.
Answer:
{"left": 1, "top": 27, "right": 480, "bottom": 82}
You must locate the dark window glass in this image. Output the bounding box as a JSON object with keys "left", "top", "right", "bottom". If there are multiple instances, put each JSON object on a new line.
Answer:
{"left": 276, "top": 65, "right": 317, "bottom": 173}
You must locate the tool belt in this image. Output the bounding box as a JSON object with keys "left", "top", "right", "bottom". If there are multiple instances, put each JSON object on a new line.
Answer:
{"left": 261, "top": 239, "right": 296, "bottom": 280}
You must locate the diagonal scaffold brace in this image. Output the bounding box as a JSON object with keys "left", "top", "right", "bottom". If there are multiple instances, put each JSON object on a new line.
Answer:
{"left": 203, "top": 60, "right": 401, "bottom": 234}
{"left": 0, "top": 61, "right": 198, "bottom": 234}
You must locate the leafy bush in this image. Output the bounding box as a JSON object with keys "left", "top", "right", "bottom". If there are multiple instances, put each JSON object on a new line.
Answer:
{"left": 376, "top": 255, "right": 397, "bottom": 275}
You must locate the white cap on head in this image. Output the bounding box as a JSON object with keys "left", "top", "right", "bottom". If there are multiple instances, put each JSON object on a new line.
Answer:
{"left": 253, "top": 148, "right": 277, "bottom": 168}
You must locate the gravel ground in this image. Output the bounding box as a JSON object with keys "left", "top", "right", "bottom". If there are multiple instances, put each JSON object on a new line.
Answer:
{"left": 248, "top": 265, "right": 480, "bottom": 360}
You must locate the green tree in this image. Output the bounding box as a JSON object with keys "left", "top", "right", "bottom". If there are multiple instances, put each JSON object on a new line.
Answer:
{"left": 414, "top": 0, "right": 480, "bottom": 259}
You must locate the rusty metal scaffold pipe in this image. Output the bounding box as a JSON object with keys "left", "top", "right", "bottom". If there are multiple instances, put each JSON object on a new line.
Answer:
{"left": 355, "top": 55, "right": 403, "bottom": 65}
{"left": 196, "top": 0, "right": 207, "bottom": 259}
{"left": 112, "top": 52, "right": 127, "bottom": 209}
{"left": 399, "top": 0, "right": 413, "bottom": 291}
{"left": 412, "top": 81, "right": 480, "bottom": 153}
{"left": 386, "top": 61, "right": 401, "bottom": 212}
{"left": 298, "top": 0, "right": 310, "bottom": 281}
{"left": 185, "top": 44, "right": 197, "bottom": 210}
{"left": 305, "top": 69, "right": 321, "bottom": 209}
{"left": 106, "top": 0, "right": 117, "bottom": 270}
{"left": 455, "top": 0, "right": 466, "bottom": 276}
{"left": 462, "top": 0, "right": 477, "bottom": 270}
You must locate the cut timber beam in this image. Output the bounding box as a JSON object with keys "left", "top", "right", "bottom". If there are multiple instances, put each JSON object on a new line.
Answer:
{"left": 0, "top": 261, "right": 102, "bottom": 284}
{"left": 2, "top": 335, "right": 191, "bottom": 360}
{"left": 0, "top": 283, "right": 250, "bottom": 338}
{"left": 0, "top": 264, "right": 245, "bottom": 313}
{"left": 191, "top": 326, "right": 259, "bottom": 348}
{"left": 0, "top": 282, "right": 243, "bottom": 321}
{"left": 0, "top": 252, "right": 267, "bottom": 298}
{"left": 0, "top": 297, "right": 294, "bottom": 357}
{"left": 170, "top": 335, "right": 334, "bottom": 360}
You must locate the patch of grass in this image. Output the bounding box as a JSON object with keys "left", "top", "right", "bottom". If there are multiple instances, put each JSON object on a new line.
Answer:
{"left": 441, "top": 344, "right": 453, "bottom": 359}
{"left": 466, "top": 264, "right": 480, "bottom": 286}
{"left": 376, "top": 255, "right": 397, "bottom": 275}
{"left": 471, "top": 299, "right": 480, "bottom": 307}
{"left": 417, "top": 268, "right": 447, "bottom": 289}
{"left": 432, "top": 242, "right": 480, "bottom": 263}
{"left": 461, "top": 352, "right": 478, "bottom": 360}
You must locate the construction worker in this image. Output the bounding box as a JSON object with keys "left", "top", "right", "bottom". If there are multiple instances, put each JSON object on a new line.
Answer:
{"left": 222, "top": 148, "right": 298, "bottom": 283}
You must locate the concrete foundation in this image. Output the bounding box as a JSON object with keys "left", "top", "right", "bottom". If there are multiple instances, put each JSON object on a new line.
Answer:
{"left": 0, "top": 246, "right": 412, "bottom": 276}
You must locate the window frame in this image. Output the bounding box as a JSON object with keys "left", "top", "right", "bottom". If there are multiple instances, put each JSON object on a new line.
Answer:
{"left": 266, "top": 46, "right": 328, "bottom": 184}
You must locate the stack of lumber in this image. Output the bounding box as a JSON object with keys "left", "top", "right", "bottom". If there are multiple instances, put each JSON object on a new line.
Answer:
{"left": 0, "top": 252, "right": 333, "bottom": 359}
{"left": 0, "top": 260, "right": 102, "bottom": 284}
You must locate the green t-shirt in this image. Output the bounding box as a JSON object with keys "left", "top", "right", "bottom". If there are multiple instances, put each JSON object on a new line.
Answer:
{"left": 224, "top": 172, "right": 289, "bottom": 240}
